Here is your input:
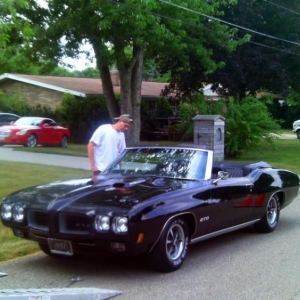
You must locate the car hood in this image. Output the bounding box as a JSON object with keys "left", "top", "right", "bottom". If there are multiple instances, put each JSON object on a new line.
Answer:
{"left": 4, "top": 175, "right": 202, "bottom": 210}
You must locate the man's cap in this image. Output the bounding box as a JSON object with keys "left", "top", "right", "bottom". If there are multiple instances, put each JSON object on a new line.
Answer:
{"left": 114, "top": 114, "right": 133, "bottom": 123}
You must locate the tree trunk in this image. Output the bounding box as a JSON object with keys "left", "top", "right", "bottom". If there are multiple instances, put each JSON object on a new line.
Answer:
{"left": 117, "top": 45, "right": 144, "bottom": 146}
{"left": 93, "top": 41, "right": 120, "bottom": 120}
{"left": 93, "top": 40, "right": 144, "bottom": 146}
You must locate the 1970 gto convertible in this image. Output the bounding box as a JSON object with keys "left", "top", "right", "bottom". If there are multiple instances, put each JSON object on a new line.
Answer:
{"left": 1, "top": 147, "right": 299, "bottom": 272}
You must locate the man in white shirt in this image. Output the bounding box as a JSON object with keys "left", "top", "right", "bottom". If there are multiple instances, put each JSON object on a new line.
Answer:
{"left": 87, "top": 114, "right": 133, "bottom": 175}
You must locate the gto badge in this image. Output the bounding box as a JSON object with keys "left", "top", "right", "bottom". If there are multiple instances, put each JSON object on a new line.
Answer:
{"left": 200, "top": 216, "right": 210, "bottom": 222}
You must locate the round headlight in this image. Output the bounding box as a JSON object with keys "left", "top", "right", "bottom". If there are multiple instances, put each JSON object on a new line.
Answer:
{"left": 94, "top": 215, "right": 110, "bottom": 232}
{"left": 1, "top": 203, "right": 12, "bottom": 220}
{"left": 113, "top": 217, "right": 128, "bottom": 233}
{"left": 12, "top": 205, "right": 25, "bottom": 222}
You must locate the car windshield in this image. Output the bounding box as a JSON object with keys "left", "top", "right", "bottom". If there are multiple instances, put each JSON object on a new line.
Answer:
{"left": 103, "top": 147, "right": 211, "bottom": 180}
{"left": 14, "top": 117, "right": 42, "bottom": 126}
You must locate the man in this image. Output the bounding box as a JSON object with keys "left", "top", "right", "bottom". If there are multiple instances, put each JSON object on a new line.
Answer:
{"left": 87, "top": 114, "right": 133, "bottom": 175}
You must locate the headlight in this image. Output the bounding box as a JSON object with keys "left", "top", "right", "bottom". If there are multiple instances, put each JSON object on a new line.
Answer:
{"left": 94, "top": 215, "right": 110, "bottom": 232}
{"left": 12, "top": 204, "right": 25, "bottom": 222}
{"left": 113, "top": 217, "right": 128, "bottom": 233}
{"left": 16, "top": 129, "right": 28, "bottom": 135}
{"left": 1, "top": 203, "right": 12, "bottom": 220}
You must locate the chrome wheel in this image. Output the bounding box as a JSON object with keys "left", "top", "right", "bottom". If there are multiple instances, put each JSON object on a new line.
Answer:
{"left": 26, "top": 134, "right": 37, "bottom": 147}
{"left": 148, "top": 218, "right": 189, "bottom": 272}
{"left": 60, "top": 135, "right": 68, "bottom": 147}
{"left": 254, "top": 194, "right": 280, "bottom": 233}
{"left": 165, "top": 223, "right": 185, "bottom": 261}
{"left": 267, "top": 196, "right": 279, "bottom": 227}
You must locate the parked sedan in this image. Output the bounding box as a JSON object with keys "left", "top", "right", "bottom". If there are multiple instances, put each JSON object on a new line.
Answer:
{"left": 0, "top": 113, "right": 20, "bottom": 126}
{"left": 0, "top": 116, "right": 70, "bottom": 147}
{"left": 1, "top": 146, "right": 299, "bottom": 272}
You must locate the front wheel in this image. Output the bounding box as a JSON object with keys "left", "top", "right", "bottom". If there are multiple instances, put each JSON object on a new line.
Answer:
{"left": 25, "top": 134, "right": 38, "bottom": 147}
{"left": 297, "top": 130, "right": 300, "bottom": 139}
{"left": 60, "top": 135, "right": 68, "bottom": 148}
{"left": 254, "top": 194, "right": 280, "bottom": 233}
{"left": 148, "top": 218, "right": 189, "bottom": 272}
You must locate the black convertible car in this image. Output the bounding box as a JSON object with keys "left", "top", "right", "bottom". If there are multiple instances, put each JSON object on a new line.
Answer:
{"left": 1, "top": 147, "right": 299, "bottom": 272}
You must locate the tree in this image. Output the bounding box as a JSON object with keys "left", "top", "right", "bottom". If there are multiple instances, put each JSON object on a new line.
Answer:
{"left": 5, "top": 0, "right": 239, "bottom": 145}
{"left": 209, "top": 0, "right": 300, "bottom": 99}
{"left": 0, "top": 0, "right": 58, "bottom": 74}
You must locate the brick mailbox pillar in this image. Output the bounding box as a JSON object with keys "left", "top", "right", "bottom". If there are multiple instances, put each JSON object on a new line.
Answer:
{"left": 192, "top": 115, "right": 225, "bottom": 161}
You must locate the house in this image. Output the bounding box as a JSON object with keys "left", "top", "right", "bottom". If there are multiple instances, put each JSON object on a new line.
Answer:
{"left": 0, "top": 73, "right": 168, "bottom": 111}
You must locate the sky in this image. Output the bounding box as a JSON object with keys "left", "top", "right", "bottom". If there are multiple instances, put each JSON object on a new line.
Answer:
{"left": 62, "top": 55, "right": 96, "bottom": 71}
{"left": 61, "top": 43, "right": 96, "bottom": 71}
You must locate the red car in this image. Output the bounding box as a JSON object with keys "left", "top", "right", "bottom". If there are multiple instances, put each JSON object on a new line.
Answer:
{"left": 0, "top": 117, "right": 70, "bottom": 147}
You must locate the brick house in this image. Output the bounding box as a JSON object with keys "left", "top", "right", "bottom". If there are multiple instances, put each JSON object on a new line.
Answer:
{"left": 0, "top": 73, "right": 168, "bottom": 111}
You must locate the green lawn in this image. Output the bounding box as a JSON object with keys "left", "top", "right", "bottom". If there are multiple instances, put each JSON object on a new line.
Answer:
{"left": 0, "top": 162, "right": 90, "bottom": 262}
{"left": 0, "top": 137, "right": 299, "bottom": 262}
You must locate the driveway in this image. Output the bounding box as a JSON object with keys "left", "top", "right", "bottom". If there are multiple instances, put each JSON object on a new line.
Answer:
{"left": 0, "top": 146, "right": 90, "bottom": 170}
{"left": 1, "top": 143, "right": 300, "bottom": 299}
{"left": 1, "top": 195, "right": 300, "bottom": 299}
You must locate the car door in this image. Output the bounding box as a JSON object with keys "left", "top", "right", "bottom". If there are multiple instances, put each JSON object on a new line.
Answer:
{"left": 40, "top": 119, "right": 57, "bottom": 145}
{"left": 191, "top": 187, "right": 214, "bottom": 238}
{"left": 206, "top": 178, "right": 254, "bottom": 233}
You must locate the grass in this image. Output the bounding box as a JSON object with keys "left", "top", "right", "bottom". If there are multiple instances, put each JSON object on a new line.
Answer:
{"left": 0, "top": 135, "right": 299, "bottom": 262}
{"left": 13, "top": 143, "right": 88, "bottom": 157}
{"left": 234, "top": 138, "right": 300, "bottom": 174}
{"left": 0, "top": 162, "right": 90, "bottom": 262}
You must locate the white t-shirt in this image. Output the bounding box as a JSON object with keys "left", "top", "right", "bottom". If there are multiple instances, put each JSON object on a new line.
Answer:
{"left": 89, "top": 124, "right": 126, "bottom": 171}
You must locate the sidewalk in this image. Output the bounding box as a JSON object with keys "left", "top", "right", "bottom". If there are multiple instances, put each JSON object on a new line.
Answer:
{"left": 0, "top": 146, "right": 90, "bottom": 170}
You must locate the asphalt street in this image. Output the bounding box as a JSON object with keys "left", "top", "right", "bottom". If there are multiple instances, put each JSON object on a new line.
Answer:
{"left": 0, "top": 194, "right": 300, "bottom": 300}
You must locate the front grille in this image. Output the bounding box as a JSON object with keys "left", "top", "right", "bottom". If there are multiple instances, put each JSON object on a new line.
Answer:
{"left": 27, "top": 210, "right": 91, "bottom": 235}
{"left": 59, "top": 214, "right": 91, "bottom": 234}
{"left": 27, "top": 210, "right": 49, "bottom": 232}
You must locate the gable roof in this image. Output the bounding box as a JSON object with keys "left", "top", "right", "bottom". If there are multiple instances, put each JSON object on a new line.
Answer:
{"left": 0, "top": 73, "right": 167, "bottom": 98}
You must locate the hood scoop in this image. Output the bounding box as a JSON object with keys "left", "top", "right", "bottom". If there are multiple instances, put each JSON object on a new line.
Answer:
{"left": 113, "top": 179, "right": 146, "bottom": 188}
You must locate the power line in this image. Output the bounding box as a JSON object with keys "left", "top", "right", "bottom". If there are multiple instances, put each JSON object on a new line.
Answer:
{"left": 265, "top": 0, "right": 300, "bottom": 17}
{"left": 159, "top": 0, "right": 300, "bottom": 47}
{"left": 104, "top": 0, "right": 300, "bottom": 57}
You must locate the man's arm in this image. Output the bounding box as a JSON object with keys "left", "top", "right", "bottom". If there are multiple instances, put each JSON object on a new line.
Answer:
{"left": 87, "top": 141, "right": 98, "bottom": 172}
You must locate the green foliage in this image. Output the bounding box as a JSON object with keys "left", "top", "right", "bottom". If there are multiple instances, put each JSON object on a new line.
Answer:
{"left": 49, "top": 66, "right": 100, "bottom": 78}
{"left": 224, "top": 97, "right": 281, "bottom": 158}
{"left": 56, "top": 93, "right": 110, "bottom": 143}
{"left": 177, "top": 93, "right": 226, "bottom": 140}
{"left": 0, "top": 93, "right": 55, "bottom": 118}
{"left": 0, "top": 0, "right": 57, "bottom": 74}
{"left": 176, "top": 95, "right": 281, "bottom": 158}
{"left": 156, "top": 98, "right": 174, "bottom": 117}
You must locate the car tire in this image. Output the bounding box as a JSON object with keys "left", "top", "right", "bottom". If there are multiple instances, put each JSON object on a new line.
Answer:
{"left": 60, "top": 135, "right": 68, "bottom": 148}
{"left": 254, "top": 193, "right": 280, "bottom": 233}
{"left": 148, "top": 218, "right": 189, "bottom": 272}
{"left": 25, "top": 134, "right": 38, "bottom": 147}
{"left": 297, "top": 131, "right": 300, "bottom": 139}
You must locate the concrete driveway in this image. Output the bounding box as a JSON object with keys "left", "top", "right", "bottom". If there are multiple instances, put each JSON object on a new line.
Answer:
{"left": 0, "top": 146, "right": 90, "bottom": 170}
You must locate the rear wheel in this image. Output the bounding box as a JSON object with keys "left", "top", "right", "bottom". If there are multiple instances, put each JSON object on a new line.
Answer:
{"left": 148, "top": 218, "right": 189, "bottom": 272}
{"left": 297, "top": 130, "right": 300, "bottom": 139}
{"left": 60, "top": 135, "right": 68, "bottom": 147}
{"left": 254, "top": 194, "right": 280, "bottom": 233}
{"left": 25, "top": 134, "right": 37, "bottom": 147}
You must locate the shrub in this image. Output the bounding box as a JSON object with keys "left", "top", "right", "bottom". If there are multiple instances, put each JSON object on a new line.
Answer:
{"left": 55, "top": 93, "right": 110, "bottom": 143}
{"left": 224, "top": 97, "right": 281, "bottom": 158}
